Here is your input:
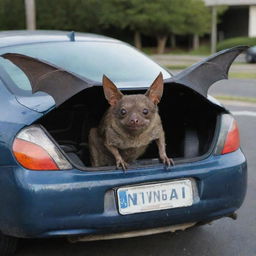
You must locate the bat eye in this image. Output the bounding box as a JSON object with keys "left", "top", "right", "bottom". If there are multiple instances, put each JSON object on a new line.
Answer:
{"left": 120, "top": 108, "right": 127, "bottom": 116}
{"left": 143, "top": 109, "right": 149, "bottom": 115}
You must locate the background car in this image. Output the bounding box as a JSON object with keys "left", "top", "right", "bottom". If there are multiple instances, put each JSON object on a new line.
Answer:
{"left": 245, "top": 46, "right": 256, "bottom": 63}
{"left": 0, "top": 31, "right": 247, "bottom": 255}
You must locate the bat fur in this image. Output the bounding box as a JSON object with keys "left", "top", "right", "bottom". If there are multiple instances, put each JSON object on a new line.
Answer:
{"left": 88, "top": 73, "right": 174, "bottom": 170}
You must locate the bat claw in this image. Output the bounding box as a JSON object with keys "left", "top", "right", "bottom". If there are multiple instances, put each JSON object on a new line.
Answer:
{"left": 169, "top": 158, "right": 175, "bottom": 166}
{"left": 116, "top": 159, "right": 128, "bottom": 171}
{"left": 160, "top": 156, "right": 174, "bottom": 170}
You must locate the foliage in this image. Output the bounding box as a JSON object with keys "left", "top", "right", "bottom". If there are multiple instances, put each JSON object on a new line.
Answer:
{"left": 99, "top": 0, "right": 131, "bottom": 29}
{"left": 188, "top": 44, "right": 211, "bottom": 55}
{"left": 100, "top": 0, "right": 187, "bottom": 36}
{"left": 99, "top": 0, "right": 190, "bottom": 53}
{"left": 0, "top": 0, "right": 229, "bottom": 52}
{"left": 181, "top": 0, "right": 211, "bottom": 36}
{"left": 217, "top": 37, "right": 256, "bottom": 51}
{"left": 216, "top": 5, "right": 228, "bottom": 23}
{"left": 36, "top": 0, "right": 102, "bottom": 32}
{"left": 0, "top": 0, "right": 25, "bottom": 30}
{"left": 132, "top": 0, "right": 187, "bottom": 36}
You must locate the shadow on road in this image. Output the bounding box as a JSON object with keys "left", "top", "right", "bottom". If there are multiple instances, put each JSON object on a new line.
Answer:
{"left": 17, "top": 226, "right": 229, "bottom": 256}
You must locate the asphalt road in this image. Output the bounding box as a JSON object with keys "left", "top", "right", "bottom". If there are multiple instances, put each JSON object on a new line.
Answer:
{"left": 209, "top": 79, "right": 256, "bottom": 98}
{"left": 16, "top": 103, "right": 256, "bottom": 254}
{"left": 151, "top": 54, "right": 256, "bottom": 75}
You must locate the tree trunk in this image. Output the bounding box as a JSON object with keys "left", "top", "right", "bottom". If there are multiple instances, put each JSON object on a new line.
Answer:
{"left": 134, "top": 31, "right": 142, "bottom": 49}
{"left": 24, "top": 0, "right": 36, "bottom": 30}
{"left": 170, "top": 34, "right": 176, "bottom": 48}
{"left": 156, "top": 35, "right": 168, "bottom": 54}
{"left": 193, "top": 34, "right": 200, "bottom": 50}
{"left": 211, "top": 6, "right": 217, "bottom": 53}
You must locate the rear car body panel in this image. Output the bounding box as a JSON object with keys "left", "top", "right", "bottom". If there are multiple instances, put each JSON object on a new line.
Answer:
{"left": 0, "top": 149, "right": 246, "bottom": 238}
{"left": 0, "top": 80, "right": 44, "bottom": 166}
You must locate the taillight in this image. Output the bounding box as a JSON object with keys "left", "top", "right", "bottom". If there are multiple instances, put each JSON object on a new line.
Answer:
{"left": 222, "top": 119, "right": 240, "bottom": 154}
{"left": 13, "top": 125, "right": 72, "bottom": 170}
{"left": 215, "top": 114, "right": 240, "bottom": 155}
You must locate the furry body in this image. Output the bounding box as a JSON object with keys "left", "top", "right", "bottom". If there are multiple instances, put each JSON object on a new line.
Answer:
{"left": 88, "top": 74, "right": 172, "bottom": 169}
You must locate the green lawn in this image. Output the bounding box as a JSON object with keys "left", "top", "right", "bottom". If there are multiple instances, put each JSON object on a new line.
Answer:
{"left": 165, "top": 65, "right": 256, "bottom": 79}
{"left": 142, "top": 45, "right": 211, "bottom": 56}
{"left": 229, "top": 73, "right": 256, "bottom": 79}
{"left": 215, "top": 95, "right": 256, "bottom": 103}
{"left": 165, "top": 65, "right": 189, "bottom": 70}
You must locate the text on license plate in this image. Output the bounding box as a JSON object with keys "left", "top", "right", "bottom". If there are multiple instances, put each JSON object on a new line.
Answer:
{"left": 117, "top": 179, "right": 193, "bottom": 215}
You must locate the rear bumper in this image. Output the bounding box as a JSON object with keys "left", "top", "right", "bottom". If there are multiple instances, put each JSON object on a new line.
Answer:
{"left": 0, "top": 150, "right": 247, "bottom": 238}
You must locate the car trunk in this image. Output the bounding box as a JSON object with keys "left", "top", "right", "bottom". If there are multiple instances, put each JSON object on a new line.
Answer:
{"left": 35, "top": 83, "right": 224, "bottom": 170}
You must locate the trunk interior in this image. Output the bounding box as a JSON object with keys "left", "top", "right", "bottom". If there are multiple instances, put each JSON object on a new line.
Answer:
{"left": 35, "top": 83, "right": 224, "bottom": 170}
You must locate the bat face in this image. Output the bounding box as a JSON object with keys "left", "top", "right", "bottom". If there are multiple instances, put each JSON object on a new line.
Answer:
{"left": 113, "top": 94, "right": 157, "bottom": 133}
{"left": 102, "top": 74, "right": 162, "bottom": 134}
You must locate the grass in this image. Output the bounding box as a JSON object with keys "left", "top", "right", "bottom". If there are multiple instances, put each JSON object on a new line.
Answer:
{"left": 215, "top": 95, "right": 256, "bottom": 103}
{"left": 165, "top": 65, "right": 256, "bottom": 79}
{"left": 229, "top": 73, "right": 256, "bottom": 79}
{"left": 188, "top": 45, "right": 211, "bottom": 56}
{"left": 167, "top": 45, "right": 211, "bottom": 56}
{"left": 141, "top": 47, "right": 156, "bottom": 55}
{"left": 142, "top": 45, "right": 211, "bottom": 56}
{"left": 165, "top": 64, "right": 189, "bottom": 70}
{"left": 233, "top": 62, "right": 252, "bottom": 65}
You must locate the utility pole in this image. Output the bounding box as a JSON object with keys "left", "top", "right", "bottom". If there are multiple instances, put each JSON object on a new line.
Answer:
{"left": 25, "top": 0, "right": 36, "bottom": 30}
{"left": 211, "top": 6, "right": 217, "bottom": 53}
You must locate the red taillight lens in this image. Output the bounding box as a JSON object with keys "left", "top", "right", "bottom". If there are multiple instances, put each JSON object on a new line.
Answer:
{"left": 221, "top": 120, "right": 240, "bottom": 154}
{"left": 215, "top": 114, "right": 240, "bottom": 155}
{"left": 13, "top": 138, "right": 59, "bottom": 170}
{"left": 12, "top": 125, "right": 72, "bottom": 171}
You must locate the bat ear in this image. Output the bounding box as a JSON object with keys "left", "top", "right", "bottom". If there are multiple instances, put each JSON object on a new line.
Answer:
{"left": 145, "top": 72, "right": 164, "bottom": 104}
{"left": 102, "top": 75, "right": 123, "bottom": 106}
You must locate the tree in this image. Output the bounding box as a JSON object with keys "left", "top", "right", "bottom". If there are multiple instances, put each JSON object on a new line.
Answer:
{"left": 100, "top": 0, "right": 188, "bottom": 53}
{"left": 182, "top": 0, "right": 211, "bottom": 50}
{"left": 140, "top": 0, "right": 189, "bottom": 53}
{"left": 99, "top": 1, "right": 133, "bottom": 41}
{"left": 36, "top": 0, "right": 102, "bottom": 32}
{"left": 0, "top": 0, "right": 25, "bottom": 30}
{"left": 125, "top": 0, "right": 151, "bottom": 49}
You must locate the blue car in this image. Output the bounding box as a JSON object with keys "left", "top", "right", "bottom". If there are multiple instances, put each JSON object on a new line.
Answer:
{"left": 0, "top": 31, "right": 247, "bottom": 255}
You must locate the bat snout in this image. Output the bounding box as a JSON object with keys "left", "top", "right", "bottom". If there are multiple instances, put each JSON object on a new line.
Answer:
{"left": 130, "top": 118, "right": 139, "bottom": 125}
{"left": 124, "top": 113, "right": 147, "bottom": 131}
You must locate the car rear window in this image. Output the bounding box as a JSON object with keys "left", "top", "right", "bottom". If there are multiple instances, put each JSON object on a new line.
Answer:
{"left": 0, "top": 41, "right": 171, "bottom": 93}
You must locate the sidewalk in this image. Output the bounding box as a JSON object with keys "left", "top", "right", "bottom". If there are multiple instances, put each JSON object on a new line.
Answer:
{"left": 209, "top": 79, "right": 256, "bottom": 99}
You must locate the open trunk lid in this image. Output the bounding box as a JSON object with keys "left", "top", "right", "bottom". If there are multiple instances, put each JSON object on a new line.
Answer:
{"left": 1, "top": 45, "right": 247, "bottom": 113}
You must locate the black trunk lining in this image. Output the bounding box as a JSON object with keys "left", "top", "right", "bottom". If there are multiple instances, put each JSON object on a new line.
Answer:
{"left": 35, "top": 83, "right": 223, "bottom": 169}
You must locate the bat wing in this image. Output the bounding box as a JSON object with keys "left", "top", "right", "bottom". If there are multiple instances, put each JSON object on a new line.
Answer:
{"left": 1, "top": 46, "right": 248, "bottom": 107}
{"left": 167, "top": 46, "right": 249, "bottom": 97}
{"left": 1, "top": 53, "right": 97, "bottom": 106}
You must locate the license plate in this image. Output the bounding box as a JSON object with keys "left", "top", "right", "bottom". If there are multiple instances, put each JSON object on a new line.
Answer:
{"left": 117, "top": 180, "right": 193, "bottom": 215}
